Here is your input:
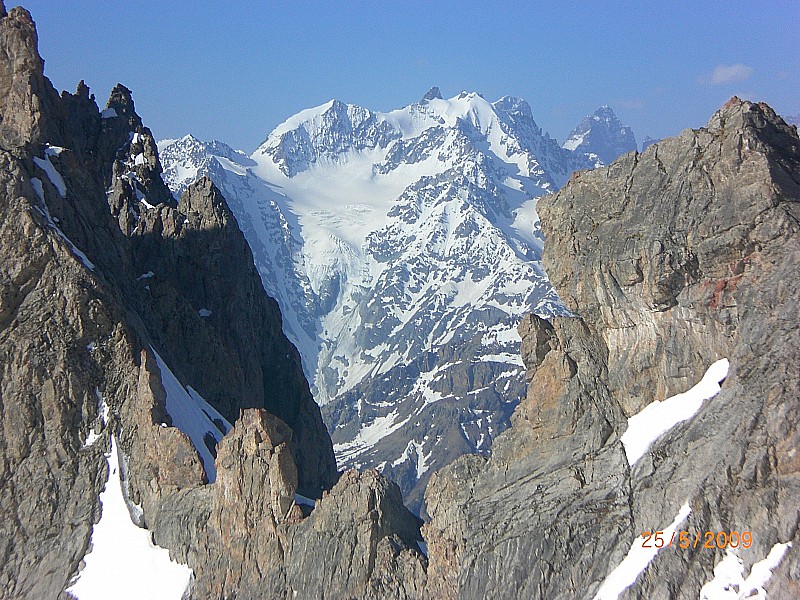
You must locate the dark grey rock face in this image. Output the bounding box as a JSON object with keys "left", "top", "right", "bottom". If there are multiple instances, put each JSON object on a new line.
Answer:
{"left": 115, "top": 174, "right": 336, "bottom": 497}
{"left": 423, "top": 98, "right": 800, "bottom": 598}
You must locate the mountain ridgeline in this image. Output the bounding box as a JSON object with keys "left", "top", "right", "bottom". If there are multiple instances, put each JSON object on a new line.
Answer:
{"left": 0, "top": 4, "right": 413, "bottom": 598}
{"left": 1, "top": 2, "right": 799, "bottom": 599}
{"left": 159, "top": 88, "right": 638, "bottom": 512}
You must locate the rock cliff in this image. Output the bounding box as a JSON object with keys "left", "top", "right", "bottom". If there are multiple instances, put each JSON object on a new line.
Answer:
{"left": 422, "top": 97, "right": 800, "bottom": 598}
{"left": 0, "top": 4, "right": 422, "bottom": 598}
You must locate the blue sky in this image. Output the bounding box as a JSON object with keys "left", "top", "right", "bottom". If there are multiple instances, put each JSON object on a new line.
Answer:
{"left": 20, "top": 0, "right": 799, "bottom": 151}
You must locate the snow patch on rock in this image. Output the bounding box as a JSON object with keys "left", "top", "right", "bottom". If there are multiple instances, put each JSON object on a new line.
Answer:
{"left": 67, "top": 437, "right": 193, "bottom": 600}
{"left": 621, "top": 358, "right": 729, "bottom": 465}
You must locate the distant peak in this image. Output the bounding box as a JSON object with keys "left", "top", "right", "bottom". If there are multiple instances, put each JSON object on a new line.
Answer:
{"left": 641, "top": 136, "right": 659, "bottom": 151}
{"left": 421, "top": 87, "right": 442, "bottom": 102}
{"left": 0, "top": 1, "right": 6, "bottom": 18}
{"left": 593, "top": 105, "right": 619, "bottom": 119}
{"left": 563, "top": 105, "right": 637, "bottom": 164}
{"left": 493, "top": 95, "right": 532, "bottom": 115}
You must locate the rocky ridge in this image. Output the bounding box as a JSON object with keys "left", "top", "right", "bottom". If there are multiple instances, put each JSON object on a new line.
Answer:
{"left": 421, "top": 97, "right": 800, "bottom": 598}
{"left": 0, "top": 4, "right": 425, "bottom": 598}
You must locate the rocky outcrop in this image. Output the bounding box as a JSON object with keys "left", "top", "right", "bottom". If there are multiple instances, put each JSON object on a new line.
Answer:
{"left": 151, "top": 409, "right": 426, "bottom": 599}
{"left": 0, "top": 4, "right": 61, "bottom": 151}
{"left": 423, "top": 98, "right": 800, "bottom": 598}
{"left": 0, "top": 4, "right": 344, "bottom": 597}
{"left": 0, "top": 145, "right": 108, "bottom": 600}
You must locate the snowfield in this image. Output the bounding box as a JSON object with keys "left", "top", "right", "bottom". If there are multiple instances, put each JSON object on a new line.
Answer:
{"left": 159, "top": 91, "right": 624, "bottom": 505}
{"left": 621, "top": 358, "right": 730, "bottom": 465}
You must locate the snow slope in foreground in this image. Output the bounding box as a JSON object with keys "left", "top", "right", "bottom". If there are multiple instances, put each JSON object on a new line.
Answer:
{"left": 67, "top": 437, "right": 192, "bottom": 600}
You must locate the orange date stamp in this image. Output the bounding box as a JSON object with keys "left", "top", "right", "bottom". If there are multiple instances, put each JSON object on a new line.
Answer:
{"left": 641, "top": 530, "right": 753, "bottom": 549}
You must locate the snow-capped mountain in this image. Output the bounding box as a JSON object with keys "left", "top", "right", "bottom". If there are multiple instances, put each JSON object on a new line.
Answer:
{"left": 159, "top": 90, "right": 631, "bottom": 512}
{"left": 562, "top": 105, "right": 637, "bottom": 165}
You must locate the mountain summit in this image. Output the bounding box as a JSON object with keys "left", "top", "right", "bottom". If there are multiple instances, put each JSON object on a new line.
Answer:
{"left": 421, "top": 86, "right": 443, "bottom": 102}
{"left": 159, "top": 90, "right": 618, "bottom": 511}
{"left": 562, "top": 105, "right": 638, "bottom": 165}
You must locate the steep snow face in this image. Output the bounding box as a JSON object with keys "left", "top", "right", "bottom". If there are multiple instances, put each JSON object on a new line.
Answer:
{"left": 160, "top": 90, "right": 614, "bottom": 511}
{"left": 563, "top": 105, "right": 638, "bottom": 165}
{"left": 622, "top": 358, "right": 729, "bottom": 465}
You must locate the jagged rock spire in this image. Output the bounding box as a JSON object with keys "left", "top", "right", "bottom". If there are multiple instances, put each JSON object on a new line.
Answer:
{"left": 105, "top": 83, "right": 142, "bottom": 129}
{"left": 0, "top": 2, "right": 62, "bottom": 149}
{"left": 421, "top": 86, "right": 442, "bottom": 102}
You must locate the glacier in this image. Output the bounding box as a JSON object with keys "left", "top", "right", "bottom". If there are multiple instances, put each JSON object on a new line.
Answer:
{"left": 159, "top": 90, "right": 631, "bottom": 511}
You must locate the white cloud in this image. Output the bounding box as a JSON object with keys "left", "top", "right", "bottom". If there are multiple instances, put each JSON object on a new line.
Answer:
{"left": 706, "top": 64, "right": 754, "bottom": 85}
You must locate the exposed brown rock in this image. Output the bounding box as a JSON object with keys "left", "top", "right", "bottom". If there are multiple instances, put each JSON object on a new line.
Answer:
{"left": 150, "top": 409, "right": 426, "bottom": 599}
{"left": 0, "top": 4, "right": 55, "bottom": 150}
{"left": 119, "top": 348, "right": 206, "bottom": 519}
{"left": 0, "top": 5, "right": 337, "bottom": 597}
